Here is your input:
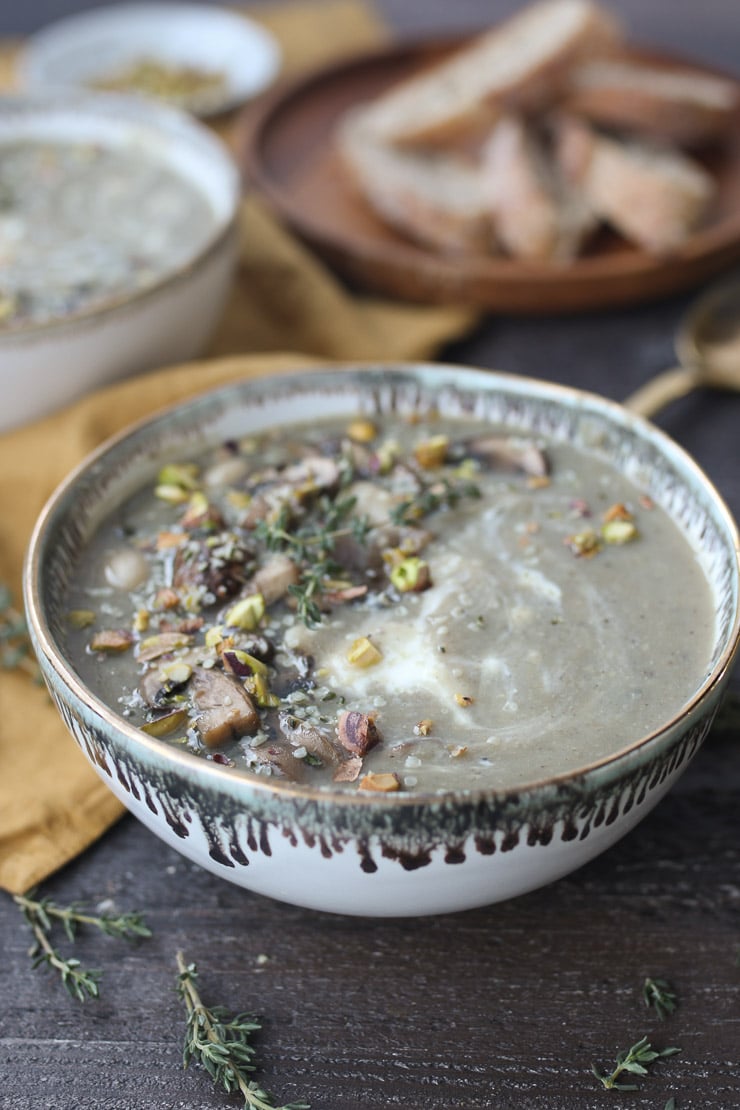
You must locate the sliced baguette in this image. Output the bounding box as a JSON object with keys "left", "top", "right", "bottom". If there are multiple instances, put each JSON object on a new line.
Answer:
{"left": 337, "top": 112, "right": 494, "bottom": 254}
{"left": 554, "top": 115, "right": 715, "bottom": 253}
{"left": 482, "top": 114, "right": 596, "bottom": 261}
{"left": 352, "top": 0, "right": 622, "bottom": 148}
{"left": 565, "top": 57, "right": 740, "bottom": 146}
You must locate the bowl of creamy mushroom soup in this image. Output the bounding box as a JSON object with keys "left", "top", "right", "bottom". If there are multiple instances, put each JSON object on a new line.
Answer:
{"left": 0, "top": 93, "right": 239, "bottom": 432}
{"left": 24, "top": 365, "right": 740, "bottom": 916}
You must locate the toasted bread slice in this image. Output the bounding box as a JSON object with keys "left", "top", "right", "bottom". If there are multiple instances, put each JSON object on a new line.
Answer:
{"left": 482, "top": 115, "right": 596, "bottom": 261}
{"left": 555, "top": 115, "right": 715, "bottom": 253}
{"left": 337, "top": 112, "right": 494, "bottom": 254}
{"left": 565, "top": 57, "right": 740, "bottom": 147}
{"left": 352, "top": 0, "right": 622, "bottom": 148}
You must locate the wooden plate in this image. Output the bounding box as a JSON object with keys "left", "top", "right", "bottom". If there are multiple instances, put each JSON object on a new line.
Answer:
{"left": 239, "top": 38, "right": 740, "bottom": 314}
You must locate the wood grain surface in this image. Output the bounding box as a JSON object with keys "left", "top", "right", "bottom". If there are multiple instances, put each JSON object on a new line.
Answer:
{"left": 2, "top": 2, "right": 740, "bottom": 1108}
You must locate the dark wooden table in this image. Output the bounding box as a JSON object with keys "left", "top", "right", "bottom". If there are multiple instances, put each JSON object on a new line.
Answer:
{"left": 2, "top": 2, "right": 740, "bottom": 1108}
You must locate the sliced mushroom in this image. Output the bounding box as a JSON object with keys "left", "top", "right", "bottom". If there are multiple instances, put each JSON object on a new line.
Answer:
{"left": 455, "top": 436, "right": 549, "bottom": 477}
{"left": 282, "top": 455, "right": 340, "bottom": 493}
{"left": 249, "top": 554, "right": 299, "bottom": 606}
{"left": 191, "top": 667, "right": 260, "bottom": 748}
{"left": 279, "top": 712, "right": 342, "bottom": 766}
{"left": 247, "top": 740, "right": 306, "bottom": 782}
{"left": 333, "top": 755, "right": 364, "bottom": 783}
{"left": 173, "top": 533, "right": 253, "bottom": 600}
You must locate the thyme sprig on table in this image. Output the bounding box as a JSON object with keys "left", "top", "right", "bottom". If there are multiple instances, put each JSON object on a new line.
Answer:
{"left": 176, "top": 951, "right": 309, "bottom": 1110}
{"left": 0, "top": 583, "right": 40, "bottom": 680}
{"left": 643, "top": 976, "right": 678, "bottom": 1021}
{"left": 592, "top": 1035, "right": 681, "bottom": 1091}
{"left": 14, "top": 889, "right": 152, "bottom": 1001}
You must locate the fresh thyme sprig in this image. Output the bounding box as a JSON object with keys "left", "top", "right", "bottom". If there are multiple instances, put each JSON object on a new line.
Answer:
{"left": 176, "top": 951, "right": 309, "bottom": 1110}
{"left": 643, "top": 977, "right": 678, "bottom": 1021}
{"left": 389, "top": 476, "right": 481, "bottom": 526}
{"left": 256, "top": 496, "right": 369, "bottom": 628}
{"left": 0, "top": 582, "right": 40, "bottom": 680}
{"left": 14, "top": 888, "right": 151, "bottom": 1000}
{"left": 591, "top": 1035, "right": 681, "bottom": 1091}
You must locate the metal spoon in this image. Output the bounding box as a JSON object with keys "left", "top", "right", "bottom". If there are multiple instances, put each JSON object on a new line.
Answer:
{"left": 624, "top": 272, "right": 740, "bottom": 419}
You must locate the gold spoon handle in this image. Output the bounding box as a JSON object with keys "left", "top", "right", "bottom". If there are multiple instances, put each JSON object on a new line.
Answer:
{"left": 623, "top": 364, "right": 703, "bottom": 420}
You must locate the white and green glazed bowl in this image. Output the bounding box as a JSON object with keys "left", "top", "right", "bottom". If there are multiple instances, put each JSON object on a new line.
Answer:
{"left": 0, "top": 92, "right": 239, "bottom": 432}
{"left": 24, "top": 365, "right": 740, "bottom": 916}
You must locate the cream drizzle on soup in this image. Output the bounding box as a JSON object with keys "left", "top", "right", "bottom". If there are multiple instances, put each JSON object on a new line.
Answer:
{"left": 63, "top": 415, "right": 715, "bottom": 794}
{"left": 0, "top": 140, "right": 216, "bottom": 329}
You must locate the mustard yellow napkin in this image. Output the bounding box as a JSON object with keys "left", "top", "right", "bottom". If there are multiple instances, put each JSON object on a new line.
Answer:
{"left": 0, "top": 0, "right": 479, "bottom": 894}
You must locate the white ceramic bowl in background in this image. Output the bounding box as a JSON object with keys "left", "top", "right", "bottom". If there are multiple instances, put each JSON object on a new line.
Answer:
{"left": 0, "top": 92, "right": 240, "bottom": 433}
{"left": 20, "top": 2, "right": 281, "bottom": 117}
{"left": 24, "top": 365, "right": 740, "bottom": 917}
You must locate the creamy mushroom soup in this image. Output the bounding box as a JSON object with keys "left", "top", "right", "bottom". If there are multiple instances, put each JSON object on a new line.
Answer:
{"left": 63, "top": 414, "right": 715, "bottom": 794}
{"left": 0, "top": 140, "right": 217, "bottom": 329}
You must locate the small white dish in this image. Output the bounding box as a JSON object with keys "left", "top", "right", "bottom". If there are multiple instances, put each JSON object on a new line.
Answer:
{"left": 20, "top": 2, "right": 281, "bottom": 117}
{"left": 0, "top": 92, "right": 240, "bottom": 432}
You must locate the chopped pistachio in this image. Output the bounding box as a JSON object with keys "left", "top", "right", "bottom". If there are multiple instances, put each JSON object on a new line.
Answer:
{"left": 224, "top": 593, "right": 265, "bottom": 631}
{"left": 226, "top": 489, "right": 252, "bottom": 510}
{"left": 67, "top": 608, "right": 95, "bottom": 630}
{"left": 141, "top": 708, "right": 189, "bottom": 737}
{"left": 347, "top": 418, "right": 377, "bottom": 443}
{"left": 602, "top": 519, "right": 639, "bottom": 545}
{"left": 90, "top": 628, "right": 134, "bottom": 653}
{"left": 375, "top": 439, "right": 399, "bottom": 474}
{"left": 347, "top": 636, "right": 383, "bottom": 667}
{"left": 454, "top": 457, "right": 480, "bottom": 479}
{"left": 359, "top": 771, "right": 401, "bottom": 793}
{"left": 244, "top": 672, "right": 280, "bottom": 708}
{"left": 160, "top": 660, "right": 193, "bottom": 685}
{"left": 390, "top": 556, "right": 431, "bottom": 593}
{"left": 223, "top": 649, "right": 268, "bottom": 676}
{"left": 133, "top": 608, "right": 150, "bottom": 633}
{"left": 565, "top": 528, "right": 602, "bottom": 557}
{"left": 154, "top": 483, "right": 190, "bottom": 505}
{"left": 414, "top": 434, "right": 449, "bottom": 469}
{"left": 602, "top": 502, "right": 633, "bottom": 523}
{"left": 181, "top": 490, "right": 209, "bottom": 520}
{"left": 157, "top": 463, "right": 200, "bottom": 490}
{"left": 205, "top": 624, "right": 224, "bottom": 649}
{"left": 156, "top": 531, "right": 187, "bottom": 550}
{"left": 153, "top": 587, "right": 179, "bottom": 610}
{"left": 137, "top": 631, "right": 192, "bottom": 662}
{"left": 0, "top": 292, "right": 17, "bottom": 322}
{"left": 454, "top": 693, "right": 474, "bottom": 708}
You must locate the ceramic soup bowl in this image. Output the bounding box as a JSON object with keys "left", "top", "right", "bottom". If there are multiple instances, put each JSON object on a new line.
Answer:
{"left": 24, "top": 366, "right": 740, "bottom": 916}
{"left": 0, "top": 92, "right": 239, "bottom": 432}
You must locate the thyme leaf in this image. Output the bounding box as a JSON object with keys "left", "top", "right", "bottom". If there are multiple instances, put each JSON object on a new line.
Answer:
{"left": 643, "top": 976, "right": 678, "bottom": 1021}
{"left": 14, "top": 888, "right": 152, "bottom": 1000}
{"left": 591, "top": 1035, "right": 681, "bottom": 1091}
{"left": 176, "top": 951, "right": 309, "bottom": 1110}
{"left": 255, "top": 496, "right": 368, "bottom": 629}
{"left": 389, "top": 477, "right": 481, "bottom": 526}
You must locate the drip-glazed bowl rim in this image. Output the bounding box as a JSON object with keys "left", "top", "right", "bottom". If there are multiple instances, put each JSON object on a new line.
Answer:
{"left": 24, "top": 363, "right": 740, "bottom": 813}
